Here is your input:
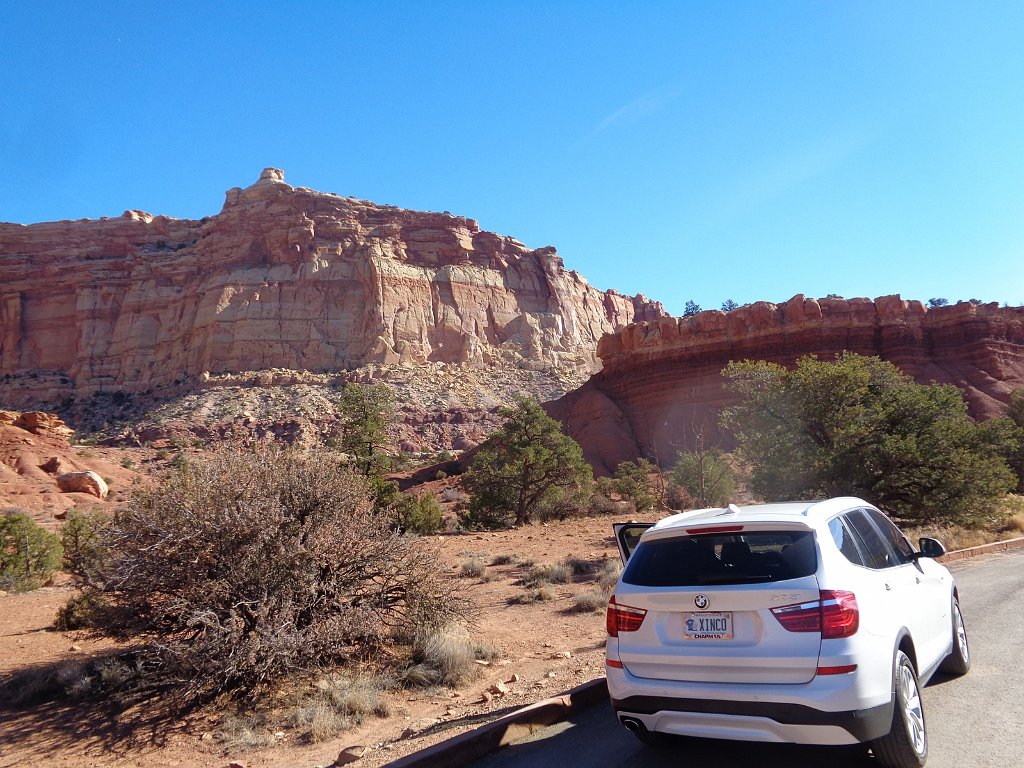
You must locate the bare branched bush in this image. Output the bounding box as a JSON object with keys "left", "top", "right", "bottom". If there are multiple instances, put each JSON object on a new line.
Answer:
{"left": 74, "top": 446, "right": 467, "bottom": 701}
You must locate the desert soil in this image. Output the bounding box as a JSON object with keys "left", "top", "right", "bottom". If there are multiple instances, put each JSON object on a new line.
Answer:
{"left": 0, "top": 511, "right": 661, "bottom": 768}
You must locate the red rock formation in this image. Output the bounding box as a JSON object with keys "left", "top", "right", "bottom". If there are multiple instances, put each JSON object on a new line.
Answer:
{"left": 0, "top": 168, "right": 665, "bottom": 408}
{"left": 547, "top": 295, "right": 1024, "bottom": 475}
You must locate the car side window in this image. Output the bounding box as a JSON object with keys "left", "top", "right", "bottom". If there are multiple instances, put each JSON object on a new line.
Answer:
{"left": 828, "top": 515, "right": 867, "bottom": 567}
{"left": 843, "top": 509, "right": 897, "bottom": 569}
{"left": 863, "top": 508, "right": 915, "bottom": 565}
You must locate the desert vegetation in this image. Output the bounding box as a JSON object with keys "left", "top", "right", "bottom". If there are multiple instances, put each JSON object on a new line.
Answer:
{"left": 723, "top": 354, "right": 1023, "bottom": 526}
{"left": 32, "top": 445, "right": 471, "bottom": 706}
{"left": 459, "top": 396, "right": 593, "bottom": 529}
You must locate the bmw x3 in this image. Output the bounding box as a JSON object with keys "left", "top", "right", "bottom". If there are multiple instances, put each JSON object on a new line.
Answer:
{"left": 606, "top": 497, "right": 970, "bottom": 768}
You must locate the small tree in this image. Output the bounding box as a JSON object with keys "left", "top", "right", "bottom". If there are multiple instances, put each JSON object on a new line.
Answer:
{"left": 721, "top": 299, "right": 739, "bottom": 311}
{"left": 337, "top": 382, "right": 395, "bottom": 475}
{"left": 460, "top": 397, "right": 593, "bottom": 528}
{"left": 670, "top": 446, "right": 736, "bottom": 508}
{"left": 928, "top": 298, "right": 949, "bottom": 308}
{"left": 683, "top": 300, "right": 702, "bottom": 317}
{"left": 610, "top": 459, "right": 659, "bottom": 511}
{"left": 61, "top": 508, "right": 110, "bottom": 590}
{"left": 0, "top": 511, "right": 63, "bottom": 592}
{"left": 393, "top": 491, "right": 445, "bottom": 534}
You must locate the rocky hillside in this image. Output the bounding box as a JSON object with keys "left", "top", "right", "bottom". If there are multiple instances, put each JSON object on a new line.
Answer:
{"left": 548, "top": 295, "right": 1024, "bottom": 474}
{"left": 0, "top": 168, "right": 664, "bottom": 415}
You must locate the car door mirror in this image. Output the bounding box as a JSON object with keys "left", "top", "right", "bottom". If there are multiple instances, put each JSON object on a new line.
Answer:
{"left": 916, "top": 537, "right": 946, "bottom": 559}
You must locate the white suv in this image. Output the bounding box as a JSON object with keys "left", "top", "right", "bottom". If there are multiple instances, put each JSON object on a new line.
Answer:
{"left": 606, "top": 497, "right": 969, "bottom": 768}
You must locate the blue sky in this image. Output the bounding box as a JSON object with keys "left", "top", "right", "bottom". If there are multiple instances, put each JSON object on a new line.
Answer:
{"left": 2, "top": 2, "right": 1022, "bottom": 315}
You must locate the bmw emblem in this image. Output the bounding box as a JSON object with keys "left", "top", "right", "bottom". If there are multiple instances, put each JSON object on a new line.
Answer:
{"left": 694, "top": 594, "right": 709, "bottom": 609}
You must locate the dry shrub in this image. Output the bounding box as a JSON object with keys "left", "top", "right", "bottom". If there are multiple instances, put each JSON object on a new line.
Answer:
{"left": 215, "top": 714, "right": 275, "bottom": 752}
{"left": 459, "top": 556, "right": 487, "bottom": 578}
{"left": 287, "top": 673, "right": 392, "bottom": 742}
{"left": 568, "top": 588, "right": 608, "bottom": 613}
{"left": 402, "top": 624, "right": 481, "bottom": 688}
{"left": 73, "top": 445, "right": 467, "bottom": 702}
{"left": 595, "top": 560, "right": 621, "bottom": 591}
{"left": 521, "top": 562, "right": 571, "bottom": 587}
{"left": 507, "top": 588, "right": 556, "bottom": 605}
{"left": 490, "top": 553, "right": 516, "bottom": 566}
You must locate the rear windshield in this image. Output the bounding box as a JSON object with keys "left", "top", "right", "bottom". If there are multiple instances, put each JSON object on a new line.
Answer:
{"left": 621, "top": 530, "right": 817, "bottom": 587}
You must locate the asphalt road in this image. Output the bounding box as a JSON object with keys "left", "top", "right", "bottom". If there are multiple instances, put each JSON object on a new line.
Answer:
{"left": 471, "top": 548, "right": 1024, "bottom": 768}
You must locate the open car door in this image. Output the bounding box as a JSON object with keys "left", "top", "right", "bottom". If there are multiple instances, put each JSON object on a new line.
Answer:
{"left": 613, "top": 522, "right": 654, "bottom": 565}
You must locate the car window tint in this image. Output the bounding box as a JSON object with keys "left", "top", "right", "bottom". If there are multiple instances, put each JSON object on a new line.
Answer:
{"left": 621, "top": 530, "right": 817, "bottom": 587}
{"left": 863, "top": 508, "right": 915, "bottom": 565}
{"left": 843, "top": 509, "right": 896, "bottom": 569}
{"left": 828, "top": 516, "right": 866, "bottom": 566}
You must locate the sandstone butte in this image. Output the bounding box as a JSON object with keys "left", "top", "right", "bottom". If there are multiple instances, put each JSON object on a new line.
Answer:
{"left": 547, "top": 294, "right": 1024, "bottom": 475}
{"left": 0, "top": 168, "right": 665, "bottom": 409}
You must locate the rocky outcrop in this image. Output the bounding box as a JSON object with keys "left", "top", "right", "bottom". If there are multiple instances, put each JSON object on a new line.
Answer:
{"left": 56, "top": 470, "right": 108, "bottom": 499}
{"left": 0, "top": 169, "right": 665, "bottom": 408}
{"left": 547, "top": 295, "right": 1024, "bottom": 475}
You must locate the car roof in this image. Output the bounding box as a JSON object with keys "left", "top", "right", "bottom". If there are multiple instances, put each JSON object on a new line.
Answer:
{"left": 648, "top": 496, "right": 871, "bottom": 536}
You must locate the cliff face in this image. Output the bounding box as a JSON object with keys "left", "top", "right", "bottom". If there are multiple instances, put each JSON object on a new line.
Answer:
{"left": 0, "top": 168, "right": 665, "bottom": 408}
{"left": 547, "top": 295, "right": 1024, "bottom": 475}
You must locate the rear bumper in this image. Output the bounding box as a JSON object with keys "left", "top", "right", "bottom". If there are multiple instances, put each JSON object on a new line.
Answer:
{"left": 611, "top": 694, "right": 891, "bottom": 744}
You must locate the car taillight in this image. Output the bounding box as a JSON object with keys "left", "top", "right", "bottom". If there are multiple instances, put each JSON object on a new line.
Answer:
{"left": 606, "top": 595, "right": 647, "bottom": 637}
{"left": 771, "top": 590, "right": 859, "bottom": 639}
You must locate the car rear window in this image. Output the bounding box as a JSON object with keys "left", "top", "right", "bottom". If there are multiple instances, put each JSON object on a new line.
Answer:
{"left": 621, "top": 530, "right": 817, "bottom": 587}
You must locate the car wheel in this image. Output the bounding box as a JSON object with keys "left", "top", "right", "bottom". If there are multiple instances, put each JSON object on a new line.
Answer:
{"left": 939, "top": 596, "right": 970, "bottom": 676}
{"left": 871, "top": 651, "right": 927, "bottom": 768}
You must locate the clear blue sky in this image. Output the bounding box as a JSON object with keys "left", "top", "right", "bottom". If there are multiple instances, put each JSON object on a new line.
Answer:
{"left": 3, "top": 2, "right": 1022, "bottom": 315}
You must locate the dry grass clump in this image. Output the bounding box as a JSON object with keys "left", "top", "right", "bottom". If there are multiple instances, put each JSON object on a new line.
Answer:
{"left": 567, "top": 588, "right": 608, "bottom": 614}
{"left": 215, "top": 714, "right": 276, "bottom": 752}
{"left": 400, "top": 624, "right": 487, "bottom": 688}
{"left": 490, "top": 553, "right": 516, "bottom": 566}
{"left": 595, "top": 560, "right": 621, "bottom": 591}
{"left": 459, "top": 556, "right": 487, "bottom": 578}
{"left": 521, "top": 562, "right": 572, "bottom": 588}
{"left": 507, "top": 587, "right": 556, "bottom": 605}
{"left": 286, "top": 673, "right": 393, "bottom": 743}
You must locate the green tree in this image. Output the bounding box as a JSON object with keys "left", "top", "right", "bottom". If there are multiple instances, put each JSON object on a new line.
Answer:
{"left": 683, "top": 300, "right": 702, "bottom": 317}
{"left": 722, "top": 354, "right": 1016, "bottom": 524}
{"left": 721, "top": 299, "right": 739, "bottom": 311}
{"left": 337, "top": 382, "right": 395, "bottom": 475}
{"left": 393, "top": 491, "right": 445, "bottom": 534}
{"left": 610, "top": 459, "right": 659, "bottom": 511}
{"left": 1005, "top": 388, "right": 1024, "bottom": 491}
{"left": 670, "top": 444, "right": 737, "bottom": 509}
{"left": 460, "top": 397, "right": 593, "bottom": 528}
{"left": 928, "top": 297, "right": 949, "bottom": 308}
{"left": 0, "top": 511, "right": 63, "bottom": 592}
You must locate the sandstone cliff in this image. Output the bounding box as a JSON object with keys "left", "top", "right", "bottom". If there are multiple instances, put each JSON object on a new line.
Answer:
{"left": 0, "top": 168, "right": 664, "bottom": 409}
{"left": 547, "top": 295, "right": 1024, "bottom": 475}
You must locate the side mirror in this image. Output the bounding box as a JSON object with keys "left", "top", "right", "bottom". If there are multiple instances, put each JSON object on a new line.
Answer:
{"left": 916, "top": 537, "right": 946, "bottom": 559}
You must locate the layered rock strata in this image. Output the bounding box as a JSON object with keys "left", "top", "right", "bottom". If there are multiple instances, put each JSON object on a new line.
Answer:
{"left": 0, "top": 168, "right": 664, "bottom": 409}
{"left": 547, "top": 295, "right": 1024, "bottom": 475}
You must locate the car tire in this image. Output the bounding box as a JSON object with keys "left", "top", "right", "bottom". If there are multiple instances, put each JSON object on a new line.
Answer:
{"left": 871, "top": 651, "right": 927, "bottom": 768}
{"left": 939, "top": 596, "right": 970, "bottom": 676}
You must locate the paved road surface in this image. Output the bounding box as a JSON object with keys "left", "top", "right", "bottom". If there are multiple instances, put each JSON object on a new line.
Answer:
{"left": 472, "top": 549, "right": 1024, "bottom": 768}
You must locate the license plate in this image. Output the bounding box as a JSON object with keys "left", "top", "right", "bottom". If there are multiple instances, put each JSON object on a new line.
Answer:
{"left": 683, "top": 612, "right": 733, "bottom": 640}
